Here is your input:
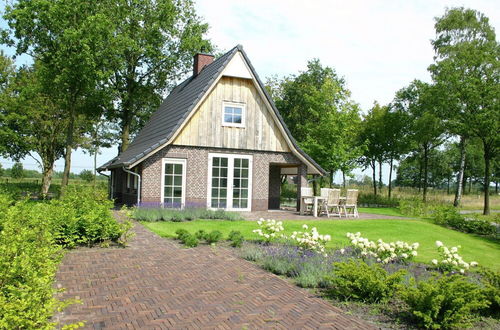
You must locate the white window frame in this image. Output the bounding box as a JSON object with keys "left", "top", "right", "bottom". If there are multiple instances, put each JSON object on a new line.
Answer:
{"left": 221, "top": 101, "right": 246, "bottom": 128}
{"left": 161, "top": 158, "right": 187, "bottom": 209}
{"left": 207, "top": 153, "right": 252, "bottom": 211}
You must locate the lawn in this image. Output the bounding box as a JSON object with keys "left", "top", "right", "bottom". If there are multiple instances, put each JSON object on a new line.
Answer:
{"left": 142, "top": 219, "right": 500, "bottom": 271}
{"left": 358, "top": 207, "right": 407, "bottom": 217}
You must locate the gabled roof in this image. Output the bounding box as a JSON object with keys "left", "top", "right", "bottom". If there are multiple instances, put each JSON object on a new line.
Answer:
{"left": 100, "top": 45, "right": 325, "bottom": 175}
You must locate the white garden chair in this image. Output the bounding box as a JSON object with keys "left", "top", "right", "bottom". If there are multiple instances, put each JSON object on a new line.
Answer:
{"left": 300, "top": 187, "right": 314, "bottom": 215}
{"left": 343, "top": 189, "right": 359, "bottom": 218}
{"left": 320, "top": 188, "right": 342, "bottom": 218}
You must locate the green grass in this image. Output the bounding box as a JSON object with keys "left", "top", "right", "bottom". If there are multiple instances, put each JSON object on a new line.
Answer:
{"left": 358, "top": 207, "right": 407, "bottom": 217}
{"left": 142, "top": 219, "right": 500, "bottom": 271}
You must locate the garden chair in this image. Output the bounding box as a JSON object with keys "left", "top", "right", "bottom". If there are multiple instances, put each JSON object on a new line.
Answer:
{"left": 343, "top": 189, "right": 359, "bottom": 218}
{"left": 300, "top": 187, "right": 314, "bottom": 215}
{"left": 320, "top": 188, "right": 342, "bottom": 218}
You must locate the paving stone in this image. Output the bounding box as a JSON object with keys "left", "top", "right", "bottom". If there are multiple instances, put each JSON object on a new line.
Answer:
{"left": 54, "top": 213, "right": 373, "bottom": 329}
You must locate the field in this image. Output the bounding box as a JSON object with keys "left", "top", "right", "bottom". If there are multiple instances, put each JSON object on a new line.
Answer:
{"left": 143, "top": 218, "right": 500, "bottom": 271}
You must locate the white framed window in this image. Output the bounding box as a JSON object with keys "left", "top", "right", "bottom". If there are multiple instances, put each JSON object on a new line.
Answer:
{"left": 222, "top": 101, "right": 245, "bottom": 127}
{"left": 161, "top": 158, "right": 187, "bottom": 208}
{"left": 207, "top": 153, "right": 252, "bottom": 211}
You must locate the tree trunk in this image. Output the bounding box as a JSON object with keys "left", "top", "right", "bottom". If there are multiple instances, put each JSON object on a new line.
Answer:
{"left": 93, "top": 150, "right": 98, "bottom": 186}
{"left": 496, "top": 181, "right": 498, "bottom": 194}
{"left": 342, "top": 171, "right": 346, "bottom": 189}
{"left": 468, "top": 176, "right": 472, "bottom": 194}
{"left": 61, "top": 107, "right": 75, "bottom": 188}
{"left": 388, "top": 158, "right": 393, "bottom": 199}
{"left": 483, "top": 142, "right": 491, "bottom": 215}
{"left": 41, "top": 157, "right": 55, "bottom": 197}
{"left": 312, "top": 175, "right": 319, "bottom": 196}
{"left": 418, "top": 157, "right": 422, "bottom": 193}
{"left": 329, "top": 170, "right": 334, "bottom": 188}
{"left": 453, "top": 136, "right": 466, "bottom": 207}
{"left": 423, "top": 146, "right": 428, "bottom": 203}
{"left": 447, "top": 177, "right": 450, "bottom": 195}
{"left": 378, "top": 160, "right": 383, "bottom": 192}
{"left": 371, "top": 160, "right": 377, "bottom": 195}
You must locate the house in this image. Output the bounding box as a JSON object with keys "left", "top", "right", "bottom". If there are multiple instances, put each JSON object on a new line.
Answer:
{"left": 98, "top": 45, "right": 325, "bottom": 211}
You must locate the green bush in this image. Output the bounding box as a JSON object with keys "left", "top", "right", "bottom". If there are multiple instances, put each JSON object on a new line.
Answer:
{"left": 175, "top": 228, "right": 190, "bottom": 240}
{"left": 182, "top": 234, "right": 198, "bottom": 248}
{"left": 228, "top": 230, "right": 244, "bottom": 248}
{"left": 262, "top": 256, "right": 296, "bottom": 276}
{"left": 0, "top": 201, "right": 62, "bottom": 328}
{"left": 400, "top": 274, "right": 489, "bottom": 329}
{"left": 239, "top": 244, "right": 264, "bottom": 261}
{"left": 206, "top": 230, "right": 222, "bottom": 244}
{"left": 294, "top": 262, "right": 330, "bottom": 288}
{"left": 399, "top": 198, "right": 430, "bottom": 217}
{"left": 325, "top": 260, "right": 406, "bottom": 303}
{"left": 477, "top": 268, "right": 500, "bottom": 317}
{"left": 431, "top": 205, "right": 497, "bottom": 237}
{"left": 132, "top": 207, "right": 243, "bottom": 221}
{"left": 358, "top": 193, "right": 399, "bottom": 207}
{"left": 47, "top": 185, "right": 127, "bottom": 247}
{"left": 195, "top": 229, "right": 207, "bottom": 240}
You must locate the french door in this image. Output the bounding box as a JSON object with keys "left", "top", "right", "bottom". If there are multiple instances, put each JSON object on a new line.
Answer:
{"left": 208, "top": 153, "right": 252, "bottom": 211}
{"left": 162, "top": 158, "right": 186, "bottom": 208}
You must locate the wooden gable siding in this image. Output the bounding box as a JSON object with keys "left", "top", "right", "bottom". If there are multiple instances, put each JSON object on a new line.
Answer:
{"left": 173, "top": 76, "right": 290, "bottom": 152}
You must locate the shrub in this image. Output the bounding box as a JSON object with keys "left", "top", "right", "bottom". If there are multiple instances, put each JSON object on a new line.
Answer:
{"left": 132, "top": 207, "right": 243, "bottom": 221}
{"left": 175, "top": 228, "right": 190, "bottom": 240}
{"left": 326, "top": 260, "right": 406, "bottom": 303}
{"left": 239, "top": 244, "right": 264, "bottom": 261}
{"left": 228, "top": 230, "right": 244, "bottom": 248}
{"left": 290, "top": 224, "right": 331, "bottom": 256}
{"left": 252, "top": 218, "right": 284, "bottom": 242}
{"left": 0, "top": 201, "right": 62, "bottom": 328}
{"left": 79, "top": 169, "right": 94, "bottom": 182}
{"left": 346, "top": 232, "right": 419, "bottom": 264}
{"left": 294, "top": 262, "right": 331, "bottom": 288}
{"left": 432, "top": 241, "right": 478, "bottom": 273}
{"left": 431, "top": 206, "right": 497, "bottom": 237}
{"left": 47, "top": 185, "right": 126, "bottom": 247}
{"left": 182, "top": 234, "right": 198, "bottom": 248}
{"left": 261, "top": 255, "right": 296, "bottom": 276}
{"left": 206, "top": 230, "right": 222, "bottom": 244}
{"left": 477, "top": 268, "right": 500, "bottom": 317}
{"left": 195, "top": 229, "right": 207, "bottom": 240}
{"left": 358, "top": 193, "right": 399, "bottom": 207}
{"left": 399, "top": 198, "right": 429, "bottom": 217}
{"left": 400, "top": 274, "right": 489, "bottom": 329}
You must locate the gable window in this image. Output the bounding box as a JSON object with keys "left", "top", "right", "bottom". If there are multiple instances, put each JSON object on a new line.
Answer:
{"left": 222, "top": 102, "right": 245, "bottom": 127}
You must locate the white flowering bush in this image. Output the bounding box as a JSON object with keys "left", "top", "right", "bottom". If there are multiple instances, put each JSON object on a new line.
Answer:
{"left": 252, "top": 218, "right": 284, "bottom": 242}
{"left": 432, "top": 241, "right": 478, "bottom": 274}
{"left": 290, "top": 224, "right": 331, "bottom": 256}
{"left": 346, "top": 232, "right": 419, "bottom": 264}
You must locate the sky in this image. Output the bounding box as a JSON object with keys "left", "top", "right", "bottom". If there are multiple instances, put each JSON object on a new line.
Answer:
{"left": 1, "top": 0, "right": 499, "bottom": 182}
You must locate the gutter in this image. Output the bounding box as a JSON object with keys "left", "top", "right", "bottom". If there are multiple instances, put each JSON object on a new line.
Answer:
{"left": 122, "top": 167, "right": 141, "bottom": 206}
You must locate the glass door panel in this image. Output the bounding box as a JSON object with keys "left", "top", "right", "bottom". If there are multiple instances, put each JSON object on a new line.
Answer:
{"left": 164, "top": 162, "right": 184, "bottom": 208}
{"left": 211, "top": 157, "right": 228, "bottom": 208}
{"left": 232, "top": 158, "right": 249, "bottom": 209}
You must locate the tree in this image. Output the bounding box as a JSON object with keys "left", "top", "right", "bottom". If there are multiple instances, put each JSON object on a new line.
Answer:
{"left": 3, "top": 0, "right": 116, "bottom": 188}
{"left": 0, "top": 163, "right": 4, "bottom": 177}
{"left": 11, "top": 162, "right": 24, "bottom": 179}
{"left": 0, "top": 63, "right": 67, "bottom": 195}
{"left": 269, "top": 59, "right": 363, "bottom": 191}
{"left": 358, "top": 102, "right": 387, "bottom": 195}
{"left": 429, "top": 7, "right": 499, "bottom": 214}
{"left": 104, "top": 0, "right": 213, "bottom": 152}
{"left": 393, "top": 80, "right": 445, "bottom": 202}
{"left": 79, "top": 169, "right": 94, "bottom": 183}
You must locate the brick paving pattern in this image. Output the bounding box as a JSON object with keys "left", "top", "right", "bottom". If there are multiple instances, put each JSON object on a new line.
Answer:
{"left": 54, "top": 215, "right": 374, "bottom": 329}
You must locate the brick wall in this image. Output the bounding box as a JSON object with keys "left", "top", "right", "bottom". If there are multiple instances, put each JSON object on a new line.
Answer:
{"left": 140, "top": 144, "right": 303, "bottom": 211}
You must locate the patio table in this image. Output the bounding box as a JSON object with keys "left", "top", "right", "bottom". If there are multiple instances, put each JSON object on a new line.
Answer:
{"left": 300, "top": 196, "right": 327, "bottom": 217}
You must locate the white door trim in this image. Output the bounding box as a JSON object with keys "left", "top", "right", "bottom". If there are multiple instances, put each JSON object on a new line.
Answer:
{"left": 207, "top": 153, "right": 253, "bottom": 211}
{"left": 161, "top": 158, "right": 187, "bottom": 208}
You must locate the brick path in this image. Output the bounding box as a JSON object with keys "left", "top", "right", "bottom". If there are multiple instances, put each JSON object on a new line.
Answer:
{"left": 54, "top": 217, "right": 374, "bottom": 329}
{"left": 241, "top": 209, "right": 410, "bottom": 221}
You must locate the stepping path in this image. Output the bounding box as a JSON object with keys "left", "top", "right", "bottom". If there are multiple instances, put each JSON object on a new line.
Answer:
{"left": 54, "top": 215, "right": 373, "bottom": 329}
